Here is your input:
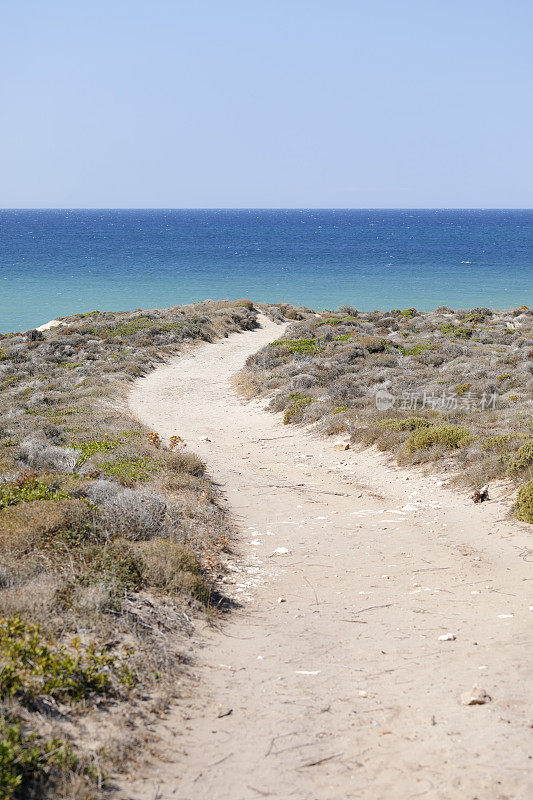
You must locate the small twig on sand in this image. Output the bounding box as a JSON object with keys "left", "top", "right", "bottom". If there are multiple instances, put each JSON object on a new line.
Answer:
{"left": 303, "top": 574, "right": 319, "bottom": 605}
{"left": 353, "top": 603, "right": 393, "bottom": 615}
{"left": 412, "top": 566, "right": 451, "bottom": 573}
{"left": 265, "top": 732, "right": 300, "bottom": 757}
{"left": 261, "top": 483, "right": 346, "bottom": 497}
{"left": 193, "top": 752, "right": 234, "bottom": 782}
{"left": 300, "top": 752, "right": 343, "bottom": 768}
{"left": 255, "top": 434, "right": 298, "bottom": 442}
{"left": 247, "top": 786, "right": 271, "bottom": 797}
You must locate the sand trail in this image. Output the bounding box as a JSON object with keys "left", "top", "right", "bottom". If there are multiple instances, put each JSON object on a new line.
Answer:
{"left": 122, "top": 314, "right": 531, "bottom": 800}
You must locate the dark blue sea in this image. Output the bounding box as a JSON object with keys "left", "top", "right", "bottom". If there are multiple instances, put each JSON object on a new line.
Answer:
{"left": 1, "top": 209, "right": 532, "bottom": 333}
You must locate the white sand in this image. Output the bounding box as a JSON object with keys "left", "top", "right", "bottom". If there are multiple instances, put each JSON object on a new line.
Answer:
{"left": 36, "top": 318, "right": 64, "bottom": 332}
{"left": 121, "top": 314, "right": 532, "bottom": 799}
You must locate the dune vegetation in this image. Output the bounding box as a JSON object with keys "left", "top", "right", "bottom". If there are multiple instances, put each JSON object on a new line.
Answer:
{"left": 0, "top": 299, "right": 290, "bottom": 799}
{"left": 240, "top": 305, "right": 533, "bottom": 519}
{"left": 2, "top": 298, "right": 532, "bottom": 797}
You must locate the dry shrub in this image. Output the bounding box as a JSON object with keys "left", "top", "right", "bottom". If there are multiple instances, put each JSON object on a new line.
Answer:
{"left": 165, "top": 450, "right": 205, "bottom": 477}
{"left": 99, "top": 489, "right": 167, "bottom": 541}
{"left": 138, "top": 539, "right": 210, "bottom": 602}
{"left": 0, "top": 499, "right": 92, "bottom": 557}
{"left": 232, "top": 298, "right": 254, "bottom": 310}
{"left": 19, "top": 438, "right": 79, "bottom": 473}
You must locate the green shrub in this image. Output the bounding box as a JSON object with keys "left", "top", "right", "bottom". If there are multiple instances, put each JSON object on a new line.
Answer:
{"left": 270, "top": 339, "right": 318, "bottom": 356}
{"left": 497, "top": 373, "right": 512, "bottom": 382}
{"left": 482, "top": 434, "right": 514, "bottom": 452}
{"left": 101, "top": 456, "right": 161, "bottom": 483}
{"left": 0, "top": 616, "right": 135, "bottom": 706}
{"left": 91, "top": 317, "right": 182, "bottom": 339}
{"left": 463, "top": 312, "right": 485, "bottom": 324}
{"left": 283, "top": 393, "right": 315, "bottom": 425}
{"left": 396, "top": 343, "right": 432, "bottom": 356}
{"left": 232, "top": 299, "right": 254, "bottom": 310}
{"left": 377, "top": 416, "right": 430, "bottom": 432}
{"left": 455, "top": 383, "right": 472, "bottom": 395}
{"left": 89, "top": 540, "right": 144, "bottom": 592}
{"left": 400, "top": 308, "right": 417, "bottom": 318}
{"left": 514, "top": 479, "right": 533, "bottom": 524}
{"left": 72, "top": 436, "right": 121, "bottom": 467}
{"left": 0, "top": 714, "right": 85, "bottom": 800}
{"left": 314, "top": 317, "right": 342, "bottom": 327}
{"left": 507, "top": 442, "right": 533, "bottom": 476}
{"left": 441, "top": 323, "right": 474, "bottom": 338}
{"left": 0, "top": 474, "right": 68, "bottom": 512}
{"left": 407, "top": 425, "right": 474, "bottom": 452}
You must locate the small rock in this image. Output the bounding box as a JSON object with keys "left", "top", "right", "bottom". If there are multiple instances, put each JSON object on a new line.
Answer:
{"left": 272, "top": 547, "right": 290, "bottom": 555}
{"left": 217, "top": 707, "right": 233, "bottom": 718}
{"left": 438, "top": 633, "right": 456, "bottom": 641}
{"left": 199, "top": 435, "right": 211, "bottom": 442}
{"left": 461, "top": 685, "right": 491, "bottom": 705}
{"left": 277, "top": 596, "right": 286, "bottom": 603}
{"left": 334, "top": 442, "right": 350, "bottom": 451}
{"left": 358, "top": 690, "right": 368, "bottom": 698}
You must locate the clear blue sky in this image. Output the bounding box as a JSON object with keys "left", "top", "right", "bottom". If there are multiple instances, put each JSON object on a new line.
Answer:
{"left": 1, "top": 0, "right": 531, "bottom": 208}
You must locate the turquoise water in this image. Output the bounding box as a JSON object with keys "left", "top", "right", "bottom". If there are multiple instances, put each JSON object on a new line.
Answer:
{"left": 1, "top": 209, "right": 532, "bottom": 333}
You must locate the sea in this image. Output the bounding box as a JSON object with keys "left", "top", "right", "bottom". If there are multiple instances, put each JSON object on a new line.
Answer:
{"left": 1, "top": 209, "right": 532, "bottom": 334}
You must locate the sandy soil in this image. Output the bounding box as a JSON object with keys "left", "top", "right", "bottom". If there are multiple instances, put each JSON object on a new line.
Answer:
{"left": 36, "top": 318, "right": 64, "bottom": 332}
{"left": 122, "top": 314, "right": 532, "bottom": 800}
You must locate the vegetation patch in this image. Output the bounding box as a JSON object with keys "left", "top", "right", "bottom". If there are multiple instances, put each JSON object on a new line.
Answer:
{"left": 482, "top": 434, "right": 514, "bottom": 452}
{"left": 507, "top": 442, "right": 533, "bottom": 477}
{"left": 243, "top": 304, "right": 532, "bottom": 495}
{"left": 515, "top": 479, "right": 533, "bottom": 524}
{"left": 139, "top": 540, "right": 210, "bottom": 603}
{"left": 407, "top": 425, "right": 473, "bottom": 452}
{"left": 0, "top": 714, "right": 93, "bottom": 800}
{"left": 283, "top": 393, "right": 315, "bottom": 425}
{"left": 313, "top": 317, "right": 342, "bottom": 326}
{"left": 270, "top": 338, "right": 319, "bottom": 356}
{"left": 440, "top": 323, "right": 474, "bottom": 339}
{"left": 0, "top": 473, "right": 68, "bottom": 511}
{"left": 377, "top": 416, "right": 431, "bottom": 432}
{"left": 0, "top": 616, "right": 135, "bottom": 706}
{"left": 100, "top": 455, "right": 161, "bottom": 483}
{"left": 0, "top": 298, "right": 289, "bottom": 794}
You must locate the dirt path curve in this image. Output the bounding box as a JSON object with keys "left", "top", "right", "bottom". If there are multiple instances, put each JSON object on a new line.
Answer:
{"left": 123, "top": 314, "right": 531, "bottom": 800}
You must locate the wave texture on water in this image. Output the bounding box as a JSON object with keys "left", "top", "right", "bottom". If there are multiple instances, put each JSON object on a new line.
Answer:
{"left": 1, "top": 209, "right": 532, "bottom": 332}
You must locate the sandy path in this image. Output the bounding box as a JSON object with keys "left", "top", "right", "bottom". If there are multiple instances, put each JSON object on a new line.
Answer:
{"left": 123, "top": 315, "right": 531, "bottom": 800}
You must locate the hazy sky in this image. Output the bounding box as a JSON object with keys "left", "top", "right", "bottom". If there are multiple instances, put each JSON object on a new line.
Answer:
{"left": 1, "top": 0, "right": 531, "bottom": 208}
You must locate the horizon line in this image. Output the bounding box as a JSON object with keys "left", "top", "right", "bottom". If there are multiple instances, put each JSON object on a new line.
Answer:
{"left": 1, "top": 207, "right": 533, "bottom": 212}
